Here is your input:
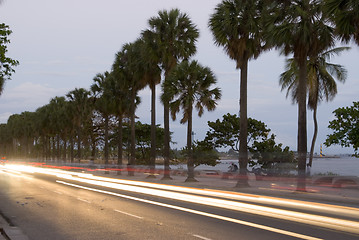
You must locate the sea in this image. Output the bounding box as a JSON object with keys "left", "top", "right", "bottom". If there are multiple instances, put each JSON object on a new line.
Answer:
{"left": 171, "top": 156, "right": 359, "bottom": 177}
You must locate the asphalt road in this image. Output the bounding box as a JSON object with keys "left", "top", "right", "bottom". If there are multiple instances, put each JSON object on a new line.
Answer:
{"left": 0, "top": 165, "right": 359, "bottom": 240}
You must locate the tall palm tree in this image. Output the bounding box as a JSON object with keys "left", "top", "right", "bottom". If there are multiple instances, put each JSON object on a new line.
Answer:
{"left": 113, "top": 40, "right": 146, "bottom": 176}
{"left": 163, "top": 60, "right": 221, "bottom": 182}
{"left": 66, "top": 88, "right": 92, "bottom": 162}
{"left": 91, "top": 71, "right": 115, "bottom": 166}
{"left": 209, "top": 0, "right": 269, "bottom": 187}
{"left": 324, "top": 0, "right": 359, "bottom": 45}
{"left": 280, "top": 47, "right": 349, "bottom": 167}
{"left": 266, "top": 0, "right": 335, "bottom": 191}
{"left": 107, "top": 70, "right": 131, "bottom": 174}
{"left": 136, "top": 35, "right": 161, "bottom": 177}
{"left": 144, "top": 9, "right": 199, "bottom": 179}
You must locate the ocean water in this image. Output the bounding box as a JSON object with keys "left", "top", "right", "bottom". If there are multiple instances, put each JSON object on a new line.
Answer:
{"left": 171, "top": 156, "right": 359, "bottom": 177}
{"left": 310, "top": 156, "right": 359, "bottom": 176}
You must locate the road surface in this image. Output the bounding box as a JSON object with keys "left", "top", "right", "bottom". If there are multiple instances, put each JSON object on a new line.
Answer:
{"left": 0, "top": 164, "right": 358, "bottom": 240}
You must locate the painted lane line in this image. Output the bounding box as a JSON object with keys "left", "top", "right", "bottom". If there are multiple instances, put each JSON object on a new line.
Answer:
{"left": 53, "top": 191, "right": 63, "bottom": 195}
{"left": 114, "top": 209, "right": 143, "bottom": 219}
{"left": 192, "top": 234, "right": 212, "bottom": 240}
{"left": 57, "top": 180, "right": 322, "bottom": 240}
{"left": 77, "top": 198, "right": 91, "bottom": 203}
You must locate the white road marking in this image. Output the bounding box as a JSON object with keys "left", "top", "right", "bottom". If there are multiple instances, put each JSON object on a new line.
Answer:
{"left": 53, "top": 191, "right": 63, "bottom": 195}
{"left": 57, "top": 181, "right": 323, "bottom": 240}
{"left": 192, "top": 234, "right": 212, "bottom": 240}
{"left": 114, "top": 209, "right": 143, "bottom": 219}
{"left": 77, "top": 198, "right": 91, "bottom": 203}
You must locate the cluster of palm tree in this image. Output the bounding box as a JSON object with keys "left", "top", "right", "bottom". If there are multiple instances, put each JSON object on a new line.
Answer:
{"left": 0, "top": 8, "right": 222, "bottom": 181}
{"left": 209, "top": 0, "right": 358, "bottom": 190}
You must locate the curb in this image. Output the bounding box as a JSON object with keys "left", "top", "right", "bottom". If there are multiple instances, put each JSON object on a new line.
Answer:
{"left": 0, "top": 214, "right": 28, "bottom": 240}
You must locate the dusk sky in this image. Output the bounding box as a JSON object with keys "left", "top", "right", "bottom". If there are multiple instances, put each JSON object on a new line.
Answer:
{"left": 1, "top": 0, "right": 358, "bottom": 155}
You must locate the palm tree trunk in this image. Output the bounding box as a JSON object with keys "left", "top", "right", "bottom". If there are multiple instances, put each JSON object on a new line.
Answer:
{"left": 128, "top": 89, "right": 136, "bottom": 176}
{"left": 308, "top": 105, "right": 318, "bottom": 168}
{"left": 104, "top": 115, "right": 109, "bottom": 174}
{"left": 70, "top": 134, "right": 74, "bottom": 163}
{"left": 162, "top": 101, "right": 172, "bottom": 180}
{"left": 56, "top": 134, "right": 60, "bottom": 161}
{"left": 117, "top": 115, "right": 123, "bottom": 175}
{"left": 77, "top": 127, "right": 82, "bottom": 162}
{"left": 236, "top": 57, "right": 249, "bottom": 188}
{"left": 52, "top": 136, "right": 56, "bottom": 161}
{"left": 185, "top": 107, "right": 196, "bottom": 182}
{"left": 296, "top": 59, "right": 308, "bottom": 192}
{"left": 104, "top": 115, "right": 109, "bottom": 165}
{"left": 63, "top": 134, "right": 67, "bottom": 161}
{"left": 149, "top": 82, "right": 156, "bottom": 178}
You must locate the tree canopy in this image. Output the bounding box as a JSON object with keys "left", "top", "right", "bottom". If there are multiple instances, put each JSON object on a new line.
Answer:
{"left": 0, "top": 23, "right": 19, "bottom": 95}
{"left": 325, "top": 101, "right": 359, "bottom": 157}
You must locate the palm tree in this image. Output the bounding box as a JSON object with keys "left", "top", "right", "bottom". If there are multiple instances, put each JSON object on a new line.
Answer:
{"left": 66, "top": 88, "right": 92, "bottom": 162}
{"left": 91, "top": 71, "right": 115, "bottom": 167}
{"left": 140, "top": 33, "right": 162, "bottom": 177}
{"left": 209, "top": 0, "right": 269, "bottom": 187}
{"left": 163, "top": 60, "right": 221, "bottom": 182}
{"left": 280, "top": 47, "right": 349, "bottom": 167}
{"left": 106, "top": 70, "right": 131, "bottom": 174}
{"left": 324, "top": 0, "right": 359, "bottom": 45}
{"left": 144, "top": 9, "right": 199, "bottom": 179}
{"left": 265, "top": 0, "right": 335, "bottom": 191}
{"left": 112, "top": 40, "right": 146, "bottom": 176}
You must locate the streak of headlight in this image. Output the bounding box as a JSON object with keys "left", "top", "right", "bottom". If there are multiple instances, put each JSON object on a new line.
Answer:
{"left": 69, "top": 172, "right": 359, "bottom": 219}
{"left": 0, "top": 169, "right": 33, "bottom": 180}
{"left": 55, "top": 174, "right": 359, "bottom": 235}
{"left": 57, "top": 180, "right": 323, "bottom": 240}
{"left": 5, "top": 164, "right": 359, "bottom": 234}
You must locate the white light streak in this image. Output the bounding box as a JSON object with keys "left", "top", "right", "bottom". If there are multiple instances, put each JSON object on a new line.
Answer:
{"left": 57, "top": 180, "right": 322, "bottom": 240}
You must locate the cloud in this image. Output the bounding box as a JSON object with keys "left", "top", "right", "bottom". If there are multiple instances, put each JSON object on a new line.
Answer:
{"left": 0, "top": 82, "right": 69, "bottom": 121}
{"left": 0, "top": 112, "right": 12, "bottom": 124}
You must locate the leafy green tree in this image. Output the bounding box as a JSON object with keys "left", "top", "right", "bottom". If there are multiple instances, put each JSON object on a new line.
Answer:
{"left": 324, "top": 0, "right": 359, "bottom": 45}
{"left": 204, "top": 113, "right": 270, "bottom": 153}
{"left": 209, "top": 0, "right": 269, "bottom": 187}
{"left": 134, "top": 122, "right": 165, "bottom": 165}
{"left": 280, "top": 47, "right": 349, "bottom": 167}
{"left": 0, "top": 23, "right": 19, "bottom": 95}
{"left": 250, "top": 134, "right": 295, "bottom": 172}
{"left": 266, "top": 0, "right": 335, "bottom": 191}
{"left": 163, "top": 60, "right": 221, "bottom": 182}
{"left": 144, "top": 8, "right": 199, "bottom": 179}
{"left": 325, "top": 102, "right": 359, "bottom": 157}
{"left": 179, "top": 140, "right": 220, "bottom": 168}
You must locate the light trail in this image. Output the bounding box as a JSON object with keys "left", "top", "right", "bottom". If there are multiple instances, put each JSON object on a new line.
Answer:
{"left": 2, "top": 164, "right": 359, "bottom": 235}
{"left": 71, "top": 171, "right": 359, "bottom": 219}
{"left": 53, "top": 173, "right": 359, "bottom": 235}
{"left": 57, "top": 180, "right": 323, "bottom": 240}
